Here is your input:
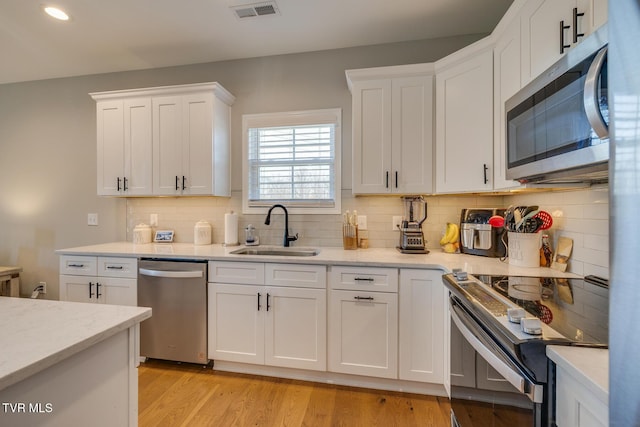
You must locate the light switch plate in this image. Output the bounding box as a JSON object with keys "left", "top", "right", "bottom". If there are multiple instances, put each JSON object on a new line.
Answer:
{"left": 88, "top": 213, "right": 98, "bottom": 226}
{"left": 150, "top": 214, "right": 158, "bottom": 226}
{"left": 357, "top": 215, "right": 367, "bottom": 230}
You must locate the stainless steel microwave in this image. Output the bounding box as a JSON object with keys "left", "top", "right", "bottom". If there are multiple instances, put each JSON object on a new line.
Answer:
{"left": 505, "top": 24, "right": 608, "bottom": 184}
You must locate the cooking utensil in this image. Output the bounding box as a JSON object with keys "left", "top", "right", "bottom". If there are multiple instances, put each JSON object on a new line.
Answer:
{"left": 515, "top": 209, "right": 540, "bottom": 232}
{"left": 488, "top": 215, "right": 505, "bottom": 228}
{"left": 533, "top": 211, "right": 553, "bottom": 230}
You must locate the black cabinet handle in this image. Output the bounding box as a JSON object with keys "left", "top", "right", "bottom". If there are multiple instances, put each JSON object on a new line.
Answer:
{"left": 266, "top": 293, "right": 271, "bottom": 312}
{"left": 69, "top": 263, "right": 85, "bottom": 268}
{"left": 96, "top": 282, "right": 102, "bottom": 299}
{"left": 89, "top": 281, "right": 94, "bottom": 298}
{"left": 560, "top": 20, "right": 571, "bottom": 54}
{"left": 117, "top": 177, "right": 121, "bottom": 192}
{"left": 385, "top": 171, "right": 389, "bottom": 188}
{"left": 182, "top": 176, "right": 186, "bottom": 190}
{"left": 354, "top": 277, "right": 374, "bottom": 282}
{"left": 354, "top": 296, "right": 374, "bottom": 301}
{"left": 573, "top": 8, "right": 585, "bottom": 43}
{"left": 395, "top": 171, "right": 398, "bottom": 188}
{"left": 257, "top": 292, "right": 261, "bottom": 311}
{"left": 123, "top": 177, "right": 128, "bottom": 192}
{"left": 106, "top": 265, "right": 123, "bottom": 270}
{"left": 483, "top": 163, "right": 489, "bottom": 184}
{"left": 175, "top": 176, "right": 179, "bottom": 191}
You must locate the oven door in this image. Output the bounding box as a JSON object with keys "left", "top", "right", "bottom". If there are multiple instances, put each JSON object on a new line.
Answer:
{"left": 449, "top": 298, "right": 544, "bottom": 427}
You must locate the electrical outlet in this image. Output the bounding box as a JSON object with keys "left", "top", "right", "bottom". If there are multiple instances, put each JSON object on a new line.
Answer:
{"left": 88, "top": 213, "right": 98, "bottom": 226}
{"left": 39, "top": 281, "right": 47, "bottom": 294}
{"left": 392, "top": 215, "right": 402, "bottom": 231}
{"left": 357, "top": 215, "right": 367, "bottom": 230}
{"left": 150, "top": 214, "right": 158, "bottom": 226}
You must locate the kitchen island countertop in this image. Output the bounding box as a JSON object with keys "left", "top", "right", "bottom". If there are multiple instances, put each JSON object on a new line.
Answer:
{"left": 0, "top": 297, "right": 151, "bottom": 391}
{"left": 56, "top": 242, "right": 580, "bottom": 278}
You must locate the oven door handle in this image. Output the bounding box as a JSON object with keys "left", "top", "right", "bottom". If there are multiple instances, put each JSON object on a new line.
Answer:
{"left": 450, "top": 302, "right": 544, "bottom": 403}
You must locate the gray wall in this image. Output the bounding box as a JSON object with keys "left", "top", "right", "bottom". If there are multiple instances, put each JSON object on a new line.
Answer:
{"left": 0, "top": 34, "right": 484, "bottom": 299}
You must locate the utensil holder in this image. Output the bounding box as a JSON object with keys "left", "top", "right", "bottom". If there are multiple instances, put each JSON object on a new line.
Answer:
{"left": 508, "top": 232, "right": 541, "bottom": 267}
{"left": 343, "top": 224, "right": 358, "bottom": 250}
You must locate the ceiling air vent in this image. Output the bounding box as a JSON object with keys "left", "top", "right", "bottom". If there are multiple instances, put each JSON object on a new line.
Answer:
{"left": 231, "top": 1, "right": 280, "bottom": 20}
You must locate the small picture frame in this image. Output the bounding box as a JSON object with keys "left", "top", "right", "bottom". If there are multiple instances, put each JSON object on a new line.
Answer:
{"left": 153, "top": 230, "right": 174, "bottom": 243}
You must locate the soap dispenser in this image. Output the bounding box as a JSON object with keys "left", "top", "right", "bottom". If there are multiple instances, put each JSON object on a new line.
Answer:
{"left": 245, "top": 224, "right": 259, "bottom": 246}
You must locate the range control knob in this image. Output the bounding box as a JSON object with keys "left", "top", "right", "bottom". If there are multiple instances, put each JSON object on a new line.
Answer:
{"left": 521, "top": 318, "right": 543, "bottom": 335}
{"left": 507, "top": 308, "right": 526, "bottom": 323}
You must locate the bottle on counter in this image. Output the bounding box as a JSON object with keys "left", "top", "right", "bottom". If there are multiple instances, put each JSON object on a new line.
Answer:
{"left": 540, "top": 234, "right": 552, "bottom": 267}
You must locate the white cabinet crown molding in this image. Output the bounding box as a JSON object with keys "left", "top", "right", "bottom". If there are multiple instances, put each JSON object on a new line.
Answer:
{"left": 90, "top": 82, "right": 236, "bottom": 106}
{"left": 345, "top": 63, "right": 435, "bottom": 92}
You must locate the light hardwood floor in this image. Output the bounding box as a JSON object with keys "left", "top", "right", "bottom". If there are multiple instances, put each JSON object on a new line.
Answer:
{"left": 139, "top": 360, "right": 451, "bottom": 427}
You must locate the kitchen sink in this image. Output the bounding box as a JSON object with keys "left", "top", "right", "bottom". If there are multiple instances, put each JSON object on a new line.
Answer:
{"left": 230, "top": 247, "right": 320, "bottom": 257}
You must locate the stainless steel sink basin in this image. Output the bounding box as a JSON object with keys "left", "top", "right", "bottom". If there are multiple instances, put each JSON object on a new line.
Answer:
{"left": 230, "top": 247, "right": 320, "bottom": 257}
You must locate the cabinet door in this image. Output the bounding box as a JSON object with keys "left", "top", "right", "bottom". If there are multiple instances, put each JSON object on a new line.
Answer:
{"left": 328, "top": 289, "right": 398, "bottom": 379}
{"left": 96, "top": 100, "right": 125, "bottom": 196}
{"left": 352, "top": 80, "right": 393, "bottom": 194}
{"left": 182, "top": 92, "right": 214, "bottom": 195}
{"left": 59, "top": 274, "right": 95, "bottom": 303}
{"left": 578, "top": 0, "right": 607, "bottom": 34}
{"left": 556, "top": 367, "right": 608, "bottom": 427}
{"left": 123, "top": 98, "right": 152, "bottom": 195}
{"left": 264, "top": 286, "right": 327, "bottom": 371}
{"left": 493, "top": 18, "right": 524, "bottom": 191}
{"left": 98, "top": 277, "right": 137, "bottom": 306}
{"left": 208, "top": 283, "right": 264, "bottom": 364}
{"left": 435, "top": 49, "right": 494, "bottom": 193}
{"left": 398, "top": 269, "right": 445, "bottom": 383}
{"left": 391, "top": 76, "right": 434, "bottom": 194}
{"left": 521, "top": 0, "right": 574, "bottom": 85}
{"left": 152, "top": 95, "right": 183, "bottom": 195}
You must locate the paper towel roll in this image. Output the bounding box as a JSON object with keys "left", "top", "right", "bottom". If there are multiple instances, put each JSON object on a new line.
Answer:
{"left": 224, "top": 212, "right": 239, "bottom": 245}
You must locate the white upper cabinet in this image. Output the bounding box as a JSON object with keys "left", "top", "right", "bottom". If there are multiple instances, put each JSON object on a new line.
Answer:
{"left": 435, "top": 45, "right": 494, "bottom": 193}
{"left": 347, "top": 64, "right": 434, "bottom": 195}
{"left": 91, "top": 82, "right": 235, "bottom": 197}
{"left": 521, "top": 0, "right": 608, "bottom": 86}
{"left": 95, "top": 98, "right": 152, "bottom": 196}
{"left": 493, "top": 14, "right": 524, "bottom": 191}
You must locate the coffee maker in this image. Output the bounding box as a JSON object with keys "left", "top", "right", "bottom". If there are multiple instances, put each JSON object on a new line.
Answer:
{"left": 397, "top": 196, "right": 428, "bottom": 254}
{"left": 460, "top": 208, "right": 507, "bottom": 257}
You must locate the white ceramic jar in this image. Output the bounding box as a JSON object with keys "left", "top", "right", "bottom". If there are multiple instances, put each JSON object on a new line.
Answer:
{"left": 133, "top": 223, "right": 152, "bottom": 244}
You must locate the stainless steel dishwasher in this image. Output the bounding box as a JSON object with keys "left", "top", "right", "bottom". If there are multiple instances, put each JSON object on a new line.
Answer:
{"left": 138, "top": 259, "right": 208, "bottom": 364}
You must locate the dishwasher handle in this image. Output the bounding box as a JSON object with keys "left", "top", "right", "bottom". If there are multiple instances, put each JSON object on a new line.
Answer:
{"left": 139, "top": 268, "right": 204, "bottom": 279}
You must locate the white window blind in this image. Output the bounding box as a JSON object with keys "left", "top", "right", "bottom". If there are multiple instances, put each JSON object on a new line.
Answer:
{"left": 243, "top": 109, "right": 341, "bottom": 214}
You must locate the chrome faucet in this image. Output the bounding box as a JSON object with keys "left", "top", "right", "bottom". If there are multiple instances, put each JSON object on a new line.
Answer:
{"left": 264, "top": 204, "right": 298, "bottom": 247}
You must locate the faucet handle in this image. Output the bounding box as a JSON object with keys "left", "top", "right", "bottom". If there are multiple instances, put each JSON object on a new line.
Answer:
{"left": 288, "top": 233, "right": 299, "bottom": 243}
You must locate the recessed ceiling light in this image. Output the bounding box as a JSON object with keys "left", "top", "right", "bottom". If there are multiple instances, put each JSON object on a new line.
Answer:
{"left": 43, "top": 6, "right": 70, "bottom": 21}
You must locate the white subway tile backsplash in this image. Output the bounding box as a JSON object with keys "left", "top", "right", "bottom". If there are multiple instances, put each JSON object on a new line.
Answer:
{"left": 125, "top": 187, "right": 609, "bottom": 277}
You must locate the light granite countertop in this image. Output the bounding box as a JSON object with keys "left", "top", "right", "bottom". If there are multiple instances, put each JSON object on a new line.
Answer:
{"left": 56, "top": 242, "right": 580, "bottom": 278}
{"left": 0, "top": 297, "right": 151, "bottom": 391}
{"left": 547, "top": 346, "right": 609, "bottom": 404}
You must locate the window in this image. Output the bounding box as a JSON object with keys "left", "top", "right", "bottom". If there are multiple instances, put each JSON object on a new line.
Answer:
{"left": 242, "top": 109, "right": 341, "bottom": 214}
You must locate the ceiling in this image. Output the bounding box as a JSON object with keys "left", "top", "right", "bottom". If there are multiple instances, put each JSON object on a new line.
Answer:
{"left": 0, "top": 0, "right": 513, "bottom": 85}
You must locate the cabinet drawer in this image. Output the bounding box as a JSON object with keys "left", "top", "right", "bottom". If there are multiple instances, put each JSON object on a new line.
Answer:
{"left": 59, "top": 255, "right": 98, "bottom": 276}
{"left": 265, "top": 264, "right": 326, "bottom": 289}
{"left": 329, "top": 266, "right": 398, "bottom": 292}
{"left": 98, "top": 257, "right": 138, "bottom": 279}
{"left": 209, "top": 261, "right": 265, "bottom": 285}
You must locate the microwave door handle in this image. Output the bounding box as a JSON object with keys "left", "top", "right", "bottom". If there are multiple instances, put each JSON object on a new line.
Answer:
{"left": 583, "top": 46, "right": 609, "bottom": 139}
{"left": 450, "top": 302, "right": 543, "bottom": 403}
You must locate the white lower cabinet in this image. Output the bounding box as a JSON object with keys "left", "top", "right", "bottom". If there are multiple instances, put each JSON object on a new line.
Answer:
{"left": 328, "top": 266, "right": 399, "bottom": 379}
{"left": 59, "top": 256, "right": 137, "bottom": 306}
{"left": 208, "top": 262, "right": 327, "bottom": 371}
{"left": 398, "top": 269, "right": 446, "bottom": 384}
{"left": 556, "top": 365, "right": 608, "bottom": 427}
